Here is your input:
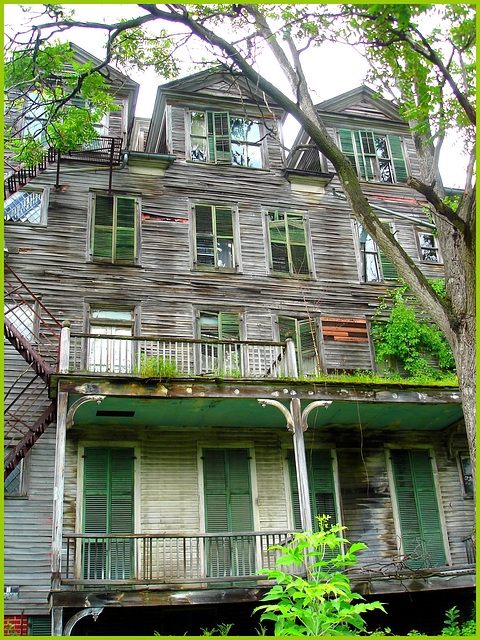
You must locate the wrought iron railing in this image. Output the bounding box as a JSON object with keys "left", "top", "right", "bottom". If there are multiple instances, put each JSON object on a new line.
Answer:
{"left": 68, "top": 333, "right": 293, "bottom": 379}
{"left": 63, "top": 531, "right": 296, "bottom": 586}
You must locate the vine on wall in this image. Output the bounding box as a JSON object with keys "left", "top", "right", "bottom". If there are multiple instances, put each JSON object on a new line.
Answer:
{"left": 371, "top": 281, "right": 456, "bottom": 380}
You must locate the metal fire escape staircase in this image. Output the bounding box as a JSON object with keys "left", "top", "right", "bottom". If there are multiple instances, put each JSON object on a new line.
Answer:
{"left": 4, "top": 263, "right": 62, "bottom": 480}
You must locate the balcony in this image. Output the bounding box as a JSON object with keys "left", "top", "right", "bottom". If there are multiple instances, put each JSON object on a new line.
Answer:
{"left": 63, "top": 531, "right": 295, "bottom": 588}
{"left": 65, "top": 333, "right": 295, "bottom": 380}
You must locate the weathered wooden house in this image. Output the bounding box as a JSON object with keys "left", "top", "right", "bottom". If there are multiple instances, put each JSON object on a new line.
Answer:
{"left": 4, "top": 55, "right": 475, "bottom": 636}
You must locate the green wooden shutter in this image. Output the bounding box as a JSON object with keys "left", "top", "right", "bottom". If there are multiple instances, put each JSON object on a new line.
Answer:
{"left": 204, "top": 449, "right": 253, "bottom": 531}
{"left": 219, "top": 312, "right": 240, "bottom": 340}
{"left": 195, "top": 204, "right": 215, "bottom": 266}
{"left": 93, "top": 195, "right": 114, "bottom": 260}
{"left": 353, "top": 131, "right": 368, "bottom": 179}
{"left": 268, "top": 211, "right": 289, "bottom": 273}
{"left": 391, "top": 450, "right": 446, "bottom": 569}
{"left": 338, "top": 129, "right": 358, "bottom": 174}
{"left": 207, "top": 112, "right": 231, "bottom": 163}
{"left": 298, "top": 319, "right": 318, "bottom": 375}
{"left": 288, "top": 450, "right": 336, "bottom": 531}
{"left": 388, "top": 135, "right": 408, "bottom": 183}
{"left": 83, "top": 448, "right": 134, "bottom": 580}
{"left": 204, "top": 449, "right": 253, "bottom": 577}
{"left": 287, "top": 214, "right": 309, "bottom": 275}
{"left": 115, "top": 197, "right": 136, "bottom": 263}
{"left": 378, "top": 224, "right": 398, "bottom": 281}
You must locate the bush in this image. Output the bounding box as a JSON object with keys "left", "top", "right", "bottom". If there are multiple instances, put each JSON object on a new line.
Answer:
{"left": 255, "top": 517, "right": 385, "bottom": 636}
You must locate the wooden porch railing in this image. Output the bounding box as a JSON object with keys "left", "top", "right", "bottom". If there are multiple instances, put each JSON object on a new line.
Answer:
{"left": 62, "top": 531, "right": 296, "bottom": 586}
{"left": 66, "top": 333, "right": 297, "bottom": 379}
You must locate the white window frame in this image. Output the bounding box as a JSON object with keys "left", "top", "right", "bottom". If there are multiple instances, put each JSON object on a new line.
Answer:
{"left": 87, "top": 191, "right": 142, "bottom": 265}
{"left": 86, "top": 306, "right": 137, "bottom": 373}
{"left": 189, "top": 201, "right": 242, "bottom": 272}
{"left": 264, "top": 209, "right": 315, "bottom": 279}
{"left": 416, "top": 229, "right": 442, "bottom": 264}
{"left": 384, "top": 445, "right": 452, "bottom": 566}
{"left": 4, "top": 187, "right": 49, "bottom": 226}
{"left": 186, "top": 108, "right": 266, "bottom": 168}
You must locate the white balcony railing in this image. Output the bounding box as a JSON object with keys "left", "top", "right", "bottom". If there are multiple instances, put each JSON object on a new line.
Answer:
{"left": 65, "top": 333, "right": 297, "bottom": 379}
{"left": 63, "top": 531, "right": 296, "bottom": 586}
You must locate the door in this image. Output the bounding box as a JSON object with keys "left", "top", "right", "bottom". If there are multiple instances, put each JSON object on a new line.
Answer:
{"left": 203, "top": 448, "right": 254, "bottom": 577}
{"left": 83, "top": 447, "right": 134, "bottom": 580}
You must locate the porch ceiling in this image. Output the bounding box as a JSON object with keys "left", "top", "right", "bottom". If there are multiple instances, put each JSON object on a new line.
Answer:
{"left": 66, "top": 394, "right": 463, "bottom": 432}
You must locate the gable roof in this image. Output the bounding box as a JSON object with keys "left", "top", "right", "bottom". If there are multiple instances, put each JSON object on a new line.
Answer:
{"left": 157, "top": 67, "right": 282, "bottom": 107}
{"left": 315, "top": 85, "right": 403, "bottom": 123}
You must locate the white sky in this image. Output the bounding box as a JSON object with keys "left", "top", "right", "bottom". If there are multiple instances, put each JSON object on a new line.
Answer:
{"left": 4, "top": 3, "right": 468, "bottom": 188}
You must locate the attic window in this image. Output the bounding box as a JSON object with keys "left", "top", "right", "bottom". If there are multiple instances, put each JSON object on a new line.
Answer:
{"left": 338, "top": 129, "right": 407, "bottom": 183}
{"left": 189, "top": 110, "right": 263, "bottom": 168}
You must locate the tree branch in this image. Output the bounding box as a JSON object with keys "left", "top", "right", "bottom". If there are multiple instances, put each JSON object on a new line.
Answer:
{"left": 407, "top": 177, "right": 465, "bottom": 233}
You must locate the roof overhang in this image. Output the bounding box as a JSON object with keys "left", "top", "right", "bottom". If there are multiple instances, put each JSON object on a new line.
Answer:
{"left": 52, "top": 375, "right": 463, "bottom": 433}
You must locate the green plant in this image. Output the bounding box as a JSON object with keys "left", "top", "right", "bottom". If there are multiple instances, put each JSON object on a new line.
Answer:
{"left": 255, "top": 517, "right": 385, "bottom": 635}
{"left": 441, "top": 605, "right": 476, "bottom": 636}
{"left": 135, "top": 355, "right": 179, "bottom": 378}
{"left": 4, "top": 622, "right": 19, "bottom": 636}
{"left": 371, "top": 283, "right": 456, "bottom": 379}
{"left": 200, "top": 623, "right": 234, "bottom": 636}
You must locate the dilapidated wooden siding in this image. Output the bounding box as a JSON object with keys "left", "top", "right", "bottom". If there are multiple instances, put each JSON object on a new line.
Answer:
{"left": 4, "top": 427, "right": 56, "bottom": 616}
{"left": 60, "top": 423, "right": 474, "bottom": 572}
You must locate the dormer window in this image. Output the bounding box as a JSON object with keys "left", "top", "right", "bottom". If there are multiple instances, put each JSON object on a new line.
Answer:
{"left": 189, "top": 110, "right": 263, "bottom": 168}
{"left": 338, "top": 129, "right": 408, "bottom": 183}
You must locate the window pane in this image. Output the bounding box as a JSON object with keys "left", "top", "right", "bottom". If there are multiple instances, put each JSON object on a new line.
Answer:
{"left": 291, "top": 245, "right": 309, "bottom": 275}
{"left": 191, "top": 138, "right": 207, "bottom": 162}
{"left": 361, "top": 131, "right": 376, "bottom": 155}
{"left": 197, "top": 236, "right": 215, "bottom": 266}
{"left": 419, "top": 233, "right": 435, "bottom": 248}
{"left": 379, "top": 159, "right": 394, "bottom": 183}
{"left": 4, "top": 191, "right": 42, "bottom": 224}
{"left": 190, "top": 111, "right": 206, "bottom": 136}
{"left": 271, "top": 242, "right": 289, "bottom": 273}
{"left": 365, "top": 253, "right": 381, "bottom": 281}
{"left": 231, "top": 142, "right": 247, "bottom": 166}
{"left": 91, "top": 309, "right": 133, "bottom": 321}
{"left": 217, "top": 239, "right": 234, "bottom": 269}
{"left": 246, "top": 145, "right": 262, "bottom": 168}
{"left": 4, "top": 462, "right": 22, "bottom": 497}
{"left": 374, "top": 136, "right": 389, "bottom": 159}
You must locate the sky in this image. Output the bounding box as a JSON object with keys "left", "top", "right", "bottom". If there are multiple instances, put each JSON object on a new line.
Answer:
{"left": 4, "top": 3, "right": 469, "bottom": 188}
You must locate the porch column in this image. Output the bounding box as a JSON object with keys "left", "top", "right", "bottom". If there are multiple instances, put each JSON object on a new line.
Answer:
{"left": 51, "top": 390, "right": 68, "bottom": 633}
{"left": 258, "top": 398, "right": 331, "bottom": 532}
{"left": 291, "top": 398, "right": 312, "bottom": 531}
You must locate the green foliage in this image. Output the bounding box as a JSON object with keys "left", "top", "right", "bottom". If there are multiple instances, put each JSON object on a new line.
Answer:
{"left": 5, "top": 38, "right": 116, "bottom": 163}
{"left": 441, "top": 605, "right": 476, "bottom": 636}
{"left": 255, "top": 517, "right": 385, "bottom": 635}
{"left": 303, "top": 369, "right": 458, "bottom": 387}
{"left": 135, "top": 355, "right": 179, "bottom": 378}
{"left": 4, "top": 622, "right": 19, "bottom": 636}
{"left": 371, "top": 283, "right": 456, "bottom": 379}
{"left": 200, "top": 623, "right": 234, "bottom": 636}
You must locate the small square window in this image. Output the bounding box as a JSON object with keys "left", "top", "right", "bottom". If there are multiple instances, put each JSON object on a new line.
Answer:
{"left": 4, "top": 189, "right": 48, "bottom": 225}
{"left": 417, "top": 231, "right": 441, "bottom": 263}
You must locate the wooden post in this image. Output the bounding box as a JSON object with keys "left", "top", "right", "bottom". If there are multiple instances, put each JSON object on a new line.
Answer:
{"left": 285, "top": 337, "right": 298, "bottom": 379}
{"left": 52, "top": 606, "right": 63, "bottom": 637}
{"left": 59, "top": 321, "right": 71, "bottom": 374}
{"left": 51, "top": 391, "right": 68, "bottom": 595}
{"left": 291, "top": 397, "right": 312, "bottom": 531}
